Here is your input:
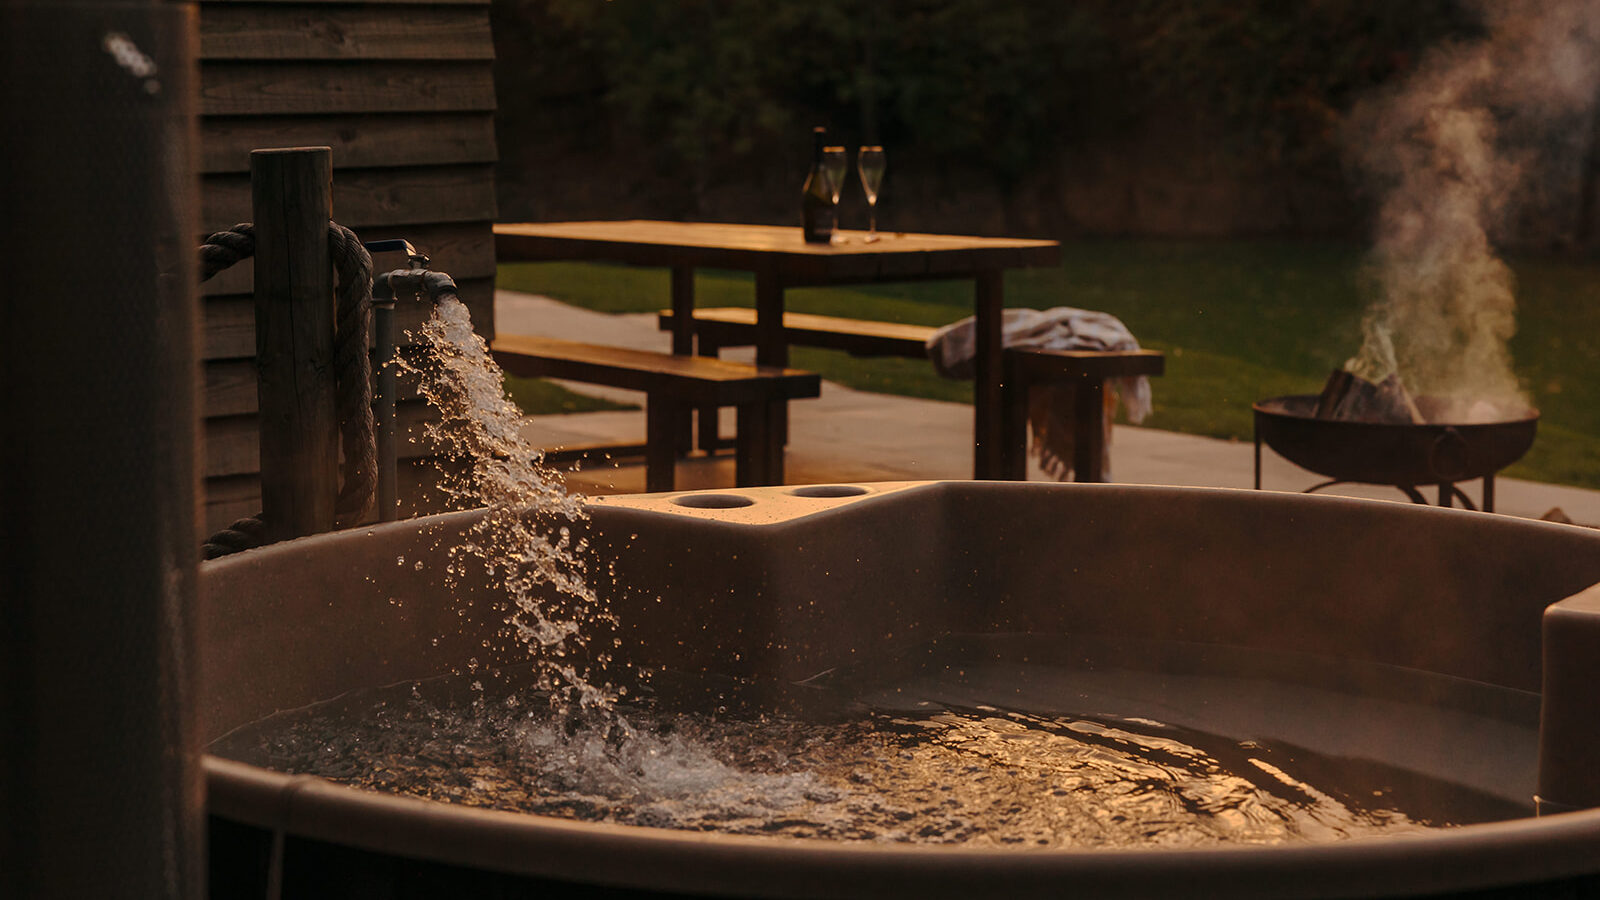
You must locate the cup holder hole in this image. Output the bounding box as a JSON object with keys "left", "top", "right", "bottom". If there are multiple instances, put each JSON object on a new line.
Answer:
{"left": 788, "top": 485, "right": 870, "bottom": 498}
{"left": 671, "top": 493, "right": 756, "bottom": 509}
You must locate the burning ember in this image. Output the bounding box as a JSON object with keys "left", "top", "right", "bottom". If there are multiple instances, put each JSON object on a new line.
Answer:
{"left": 1312, "top": 367, "right": 1528, "bottom": 427}
{"left": 1315, "top": 370, "right": 1423, "bottom": 425}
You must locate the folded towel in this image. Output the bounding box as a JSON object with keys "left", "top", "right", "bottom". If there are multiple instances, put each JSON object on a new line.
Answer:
{"left": 926, "top": 307, "right": 1152, "bottom": 479}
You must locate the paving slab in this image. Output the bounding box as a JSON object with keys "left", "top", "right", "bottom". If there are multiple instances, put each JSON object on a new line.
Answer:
{"left": 496, "top": 290, "right": 1600, "bottom": 526}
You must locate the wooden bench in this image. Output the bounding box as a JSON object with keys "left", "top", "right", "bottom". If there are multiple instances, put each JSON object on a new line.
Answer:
{"left": 658, "top": 307, "right": 933, "bottom": 451}
{"left": 489, "top": 334, "right": 821, "bottom": 492}
{"left": 658, "top": 307, "right": 935, "bottom": 359}
{"left": 1001, "top": 348, "right": 1166, "bottom": 482}
{"left": 657, "top": 306, "right": 1164, "bottom": 483}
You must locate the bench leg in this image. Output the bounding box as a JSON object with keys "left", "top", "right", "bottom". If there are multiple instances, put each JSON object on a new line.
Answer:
{"left": 999, "top": 361, "right": 1030, "bottom": 481}
{"left": 1073, "top": 377, "right": 1106, "bottom": 483}
{"left": 734, "top": 400, "right": 784, "bottom": 487}
{"left": 645, "top": 397, "right": 678, "bottom": 493}
{"left": 696, "top": 336, "right": 723, "bottom": 453}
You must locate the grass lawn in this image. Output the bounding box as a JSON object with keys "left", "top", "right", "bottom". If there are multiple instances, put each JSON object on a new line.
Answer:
{"left": 497, "top": 240, "right": 1600, "bottom": 489}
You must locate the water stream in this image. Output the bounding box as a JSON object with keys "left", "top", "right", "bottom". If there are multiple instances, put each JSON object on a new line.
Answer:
{"left": 397, "top": 295, "right": 623, "bottom": 719}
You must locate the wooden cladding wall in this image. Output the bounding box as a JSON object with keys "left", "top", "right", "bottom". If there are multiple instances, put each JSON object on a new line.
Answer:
{"left": 199, "top": 0, "right": 497, "bottom": 533}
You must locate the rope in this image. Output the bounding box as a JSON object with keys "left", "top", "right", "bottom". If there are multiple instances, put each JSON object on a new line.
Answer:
{"left": 202, "top": 515, "right": 268, "bottom": 560}
{"left": 200, "top": 223, "right": 255, "bottom": 282}
{"left": 196, "top": 221, "right": 380, "bottom": 553}
{"left": 329, "top": 223, "right": 376, "bottom": 527}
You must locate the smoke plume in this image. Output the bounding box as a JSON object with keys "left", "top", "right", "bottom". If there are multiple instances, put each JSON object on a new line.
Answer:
{"left": 1345, "top": 0, "right": 1600, "bottom": 422}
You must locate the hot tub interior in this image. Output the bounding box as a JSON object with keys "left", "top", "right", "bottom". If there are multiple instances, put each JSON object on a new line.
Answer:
{"left": 200, "top": 481, "right": 1600, "bottom": 898}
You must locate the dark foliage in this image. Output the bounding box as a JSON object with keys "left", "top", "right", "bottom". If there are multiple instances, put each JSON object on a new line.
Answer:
{"left": 493, "top": 0, "right": 1489, "bottom": 230}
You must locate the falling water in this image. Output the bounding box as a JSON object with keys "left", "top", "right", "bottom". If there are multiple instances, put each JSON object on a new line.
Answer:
{"left": 398, "top": 294, "right": 622, "bottom": 720}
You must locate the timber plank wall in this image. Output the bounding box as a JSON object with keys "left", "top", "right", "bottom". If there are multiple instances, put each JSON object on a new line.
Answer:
{"left": 198, "top": 0, "right": 497, "bottom": 534}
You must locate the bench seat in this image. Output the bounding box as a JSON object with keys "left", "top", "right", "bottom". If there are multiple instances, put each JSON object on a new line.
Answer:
{"left": 656, "top": 307, "right": 1165, "bottom": 482}
{"left": 490, "top": 334, "right": 820, "bottom": 492}
{"left": 659, "top": 307, "right": 935, "bottom": 359}
{"left": 1002, "top": 348, "right": 1166, "bottom": 482}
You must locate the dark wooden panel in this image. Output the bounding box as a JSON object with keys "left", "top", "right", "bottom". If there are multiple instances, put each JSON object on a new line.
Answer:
{"left": 203, "top": 165, "right": 496, "bottom": 233}
{"left": 201, "top": 113, "right": 496, "bottom": 173}
{"left": 206, "top": 356, "right": 435, "bottom": 419}
{"left": 203, "top": 276, "right": 494, "bottom": 360}
{"left": 205, "top": 414, "right": 260, "bottom": 478}
{"left": 202, "top": 474, "right": 263, "bottom": 539}
{"left": 205, "top": 400, "right": 442, "bottom": 478}
{"left": 202, "top": 221, "right": 496, "bottom": 296}
{"left": 205, "top": 358, "right": 259, "bottom": 417}
{"left": 204, "top": 458, "right": 469, "bottom": 538}
{"left": 201, "top": 63, "right": 496, "bottom": 116}
{"left": 201, "top": 6, "right": 492, "bottom": 61}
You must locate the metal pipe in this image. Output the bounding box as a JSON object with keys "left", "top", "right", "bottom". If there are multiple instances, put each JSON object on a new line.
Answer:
{"left": 366, "top": 239, "right": 442, "bottom": 523}
{"left": 369, "top": 264, "right": 460, "bottom": 521}
{"left": 371, "top": 282, "right": 399, "bottom": 522}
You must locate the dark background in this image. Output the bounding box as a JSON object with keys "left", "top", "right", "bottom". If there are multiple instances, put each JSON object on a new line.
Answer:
{"left": 490, "top": 0, "right": 1599, "bottom": 246}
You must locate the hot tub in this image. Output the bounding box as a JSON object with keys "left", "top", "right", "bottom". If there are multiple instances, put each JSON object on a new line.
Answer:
{"left": 200, "top": 482, "right": 1600, "bottom": 898}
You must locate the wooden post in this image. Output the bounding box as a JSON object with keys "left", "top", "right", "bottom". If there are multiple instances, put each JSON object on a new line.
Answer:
{"left": 251, "top": 147, "right": 337, "bottom": 540}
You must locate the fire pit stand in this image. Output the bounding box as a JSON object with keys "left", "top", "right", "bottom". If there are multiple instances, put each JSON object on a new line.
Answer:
{"left": 1253, "top": 395, "right": 1539, "bottom": 513}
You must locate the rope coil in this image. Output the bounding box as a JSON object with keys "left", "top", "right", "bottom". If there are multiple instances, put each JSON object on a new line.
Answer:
{"left": 199, "top": 221, "right": 379, "bottom": 558}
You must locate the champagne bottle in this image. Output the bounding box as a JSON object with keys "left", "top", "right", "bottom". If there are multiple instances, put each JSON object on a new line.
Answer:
{"left": 801, "top": 127, "right": 833, "bottom": 244}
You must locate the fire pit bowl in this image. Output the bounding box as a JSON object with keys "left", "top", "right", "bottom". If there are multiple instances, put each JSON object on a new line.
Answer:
{"left": 1254, "top": 395, "right": 1538, "bottom": 508}
{"left": 202, "top": 481, "right": 1600, "bottom": 898}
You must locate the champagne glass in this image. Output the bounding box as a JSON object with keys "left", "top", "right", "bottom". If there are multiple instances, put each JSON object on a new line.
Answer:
{"left": 821, "top": 146, "right": 848, "bottom": 241}
{"left": 858, "top": 146, "right": 886, "bottom": 242}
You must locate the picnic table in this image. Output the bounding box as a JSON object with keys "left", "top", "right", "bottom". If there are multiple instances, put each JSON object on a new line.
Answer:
{"left": 494, "top": 220, "right": 1062, "bottom": 479}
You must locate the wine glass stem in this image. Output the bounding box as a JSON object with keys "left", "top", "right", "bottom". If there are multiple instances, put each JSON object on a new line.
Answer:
{"left": 869, "top": 205, "right": 877, "bottom": 236}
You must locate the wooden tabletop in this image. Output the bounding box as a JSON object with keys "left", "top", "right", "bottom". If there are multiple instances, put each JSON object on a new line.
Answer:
{"left": 495, "top": 220, "right": 1060, "bottom": 285}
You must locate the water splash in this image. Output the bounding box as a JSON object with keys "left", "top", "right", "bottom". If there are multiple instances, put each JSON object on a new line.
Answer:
{"left": 399, "top": 295, "right": 621, "bottom": 719}
{"left": 1345, "top": 0, "right": 1600, "bottom": 422}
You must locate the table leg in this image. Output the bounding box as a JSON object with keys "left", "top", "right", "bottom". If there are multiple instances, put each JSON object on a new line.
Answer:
{"left": 973, "top": 269, "right": 1005, "bottom": 479}
{"left": 999, "top": 352, "right": 1029, "bottom": 480}
{"left": 671, "top": 265, "right": 697, "bottom": 455}
{"left": 753, "top": 268, "right": 786, "bottom": 367}
{"left": 696, "top": 333, "right": 724, "bottom": 452}
{"left": 754, "top": 268, "right": 789, "bottom": 451}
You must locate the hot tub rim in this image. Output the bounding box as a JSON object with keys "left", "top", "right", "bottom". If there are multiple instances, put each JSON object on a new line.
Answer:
{"left": 199, "top": 482, "right": 1600, "bottom": 897}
